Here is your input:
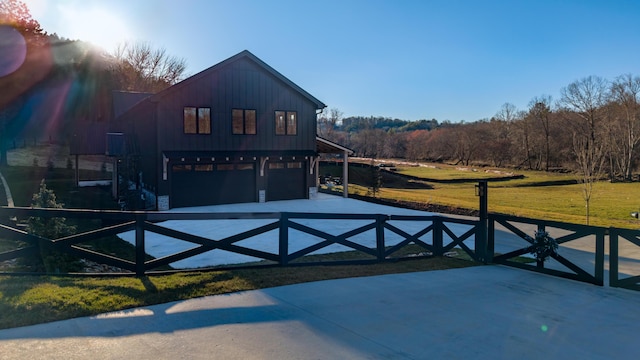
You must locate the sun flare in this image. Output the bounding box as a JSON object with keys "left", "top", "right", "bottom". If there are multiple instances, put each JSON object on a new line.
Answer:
{"left": 57, "top": 4, "right": 131, "bottom": 51}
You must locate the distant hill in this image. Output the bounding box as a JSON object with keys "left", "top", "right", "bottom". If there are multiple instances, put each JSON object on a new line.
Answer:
{"left": 341, "top": 116, "right": 439, "bottom": 133}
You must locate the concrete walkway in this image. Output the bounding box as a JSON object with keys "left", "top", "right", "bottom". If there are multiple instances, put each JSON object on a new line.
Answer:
{"left": 1, "top": 265, "right": 639, "bottom": 360}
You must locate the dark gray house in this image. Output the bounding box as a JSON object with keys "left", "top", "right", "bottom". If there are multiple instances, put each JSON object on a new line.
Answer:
{"left": 101, "top": 50, "right": 350, "bottom": 210}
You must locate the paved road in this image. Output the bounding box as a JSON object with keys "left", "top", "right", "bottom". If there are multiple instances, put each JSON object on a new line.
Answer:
{"left": 1, "top": 266, "right": 639, "bottom": 360}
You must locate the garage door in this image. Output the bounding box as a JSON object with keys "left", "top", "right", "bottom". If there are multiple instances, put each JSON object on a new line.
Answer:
{"left": 267, "top": 161, "right": 306, "bottom": 201}
{"left": 171, "top": 163, "right": 256, "bottom": 208}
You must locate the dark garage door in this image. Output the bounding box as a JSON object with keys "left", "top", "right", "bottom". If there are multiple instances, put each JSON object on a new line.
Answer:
{"left": 171, "top": 163, "right": 256, "bottom": 208}
{"left": 267, "top": 161, "right": 306, "bottom": 201}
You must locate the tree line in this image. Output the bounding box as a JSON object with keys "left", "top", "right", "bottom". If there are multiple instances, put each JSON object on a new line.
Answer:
{"left": 320, "top": 75, "right": 640, "bottom": 181}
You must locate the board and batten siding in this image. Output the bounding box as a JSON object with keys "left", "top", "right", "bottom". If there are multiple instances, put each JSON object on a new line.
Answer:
{"left": 112, "top": 100, "right": 159, "bottom": 190}
{"left": 154, "top": 57, "right": 317, "bottom": 153}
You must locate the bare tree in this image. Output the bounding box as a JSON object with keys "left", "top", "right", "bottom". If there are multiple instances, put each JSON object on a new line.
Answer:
{"left": 352, "top": 128, "right": 386, "bottom": 158}
{"left": 609, "top": 74, "right": 640, "bottom": 180}
{"left": 494, "top": 102, "right": 518, "bottom": 123}
{"left": 318, "top": 107, "right": 343, "bottom": 141}
{"left": 110, "top": 41, "right": 187, "bottom": 92}
{"left": 528, "top": 95, "right": 553, "bottom": 171}
{"left": 405, "top": 130, "right": 431, "bottom": 161}
{"left": 560, "top": 76, "right": 609, "bottom": 224}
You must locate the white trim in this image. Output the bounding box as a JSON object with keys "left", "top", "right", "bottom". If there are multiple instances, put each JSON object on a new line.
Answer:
{"left": 163, "top": 154, "right": 169, "bottom": 180}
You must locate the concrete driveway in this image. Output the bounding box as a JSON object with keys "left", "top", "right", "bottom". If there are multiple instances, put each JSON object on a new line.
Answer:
{"left": 1, "top": 265, "right": 639, "bottom": 360}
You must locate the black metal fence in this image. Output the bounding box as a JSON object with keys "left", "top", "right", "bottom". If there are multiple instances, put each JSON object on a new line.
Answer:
{"left": 0, "top": 207, "right": 481, "bottom": 276}
{"left": 609, "top": 227, "right": 640, "bottom": 291}
{"left": 488, "top": 214, "right": 606, "bottom": 286}
{"left": 1, "top": 206, "right": 639, "bottom": 292}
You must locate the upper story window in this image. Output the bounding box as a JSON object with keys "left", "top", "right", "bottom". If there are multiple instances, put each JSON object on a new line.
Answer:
{"left": 184, "top": 107, "right": 211, "bottom": 134}
{"left": 232, "top": 109, "right": 257, "bottom": 135}
{"left": 275, "top": 111, "right": 297, "bottom": 135}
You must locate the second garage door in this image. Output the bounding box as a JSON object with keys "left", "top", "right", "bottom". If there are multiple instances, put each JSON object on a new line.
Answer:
{"left": 267, "top": 161, "right": 306, "bottom": 201}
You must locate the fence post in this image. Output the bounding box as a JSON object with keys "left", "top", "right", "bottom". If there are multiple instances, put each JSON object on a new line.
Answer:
{"left": 135, "top": 213, "right": 146, "bottom": 276}
{"left": 376, "top": 214, "right": 387, "bottom": 261}
{"left": 595, "top": 229, "right": 605, "bottom": 286}
{"left": 487, "top": 215, "right": 494, "bottom": 263}
{"left": 279, "top": 213, "right": 289, "bottom": 266}
{"left": 536, "top": 224, "right": 545, "bottom": 269}
{"left": 476, "top": 181, "right": 488, "bottom": 263}
{"left": 609, "top": 228, "right": 618, "bottom": 287}
{"left": 433, "top": 216, "right": 443, "bottom": 256}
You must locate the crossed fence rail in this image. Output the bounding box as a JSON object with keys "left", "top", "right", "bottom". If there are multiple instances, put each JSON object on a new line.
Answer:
{"left": 0, "top": 207, "right": 482, "bottom": 276}
{"left": 1, "top": 207, "right": 639, "bottom": 291}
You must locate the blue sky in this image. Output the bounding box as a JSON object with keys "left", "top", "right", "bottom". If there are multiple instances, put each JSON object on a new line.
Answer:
{"left": 24, "top": 0, "right": 640, "bottom": 122}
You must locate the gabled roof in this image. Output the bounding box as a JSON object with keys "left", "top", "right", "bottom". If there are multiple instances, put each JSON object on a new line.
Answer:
{"left": 146, "top": 50, "right": 326, "bottom": 109}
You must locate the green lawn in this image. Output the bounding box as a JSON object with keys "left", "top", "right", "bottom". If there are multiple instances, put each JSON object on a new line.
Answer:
{"left": 324, "top": 163, "right": 640, "bottom": 229}
{"left": 0, "top": 256, "right": 477, "bottom": 329}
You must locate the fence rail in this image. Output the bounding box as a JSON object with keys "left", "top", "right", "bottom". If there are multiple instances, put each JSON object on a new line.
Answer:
{"left": 1, "top": 206, "right": 639, "bottom": 292}
{"left": 489, "top": 214, "right": 606, "bottom": 286}
{"left": 609, "top": 227, "right": 640, "bottom": 291}
{"left": 0, "top": 207, "right": 480, "bottom": 276}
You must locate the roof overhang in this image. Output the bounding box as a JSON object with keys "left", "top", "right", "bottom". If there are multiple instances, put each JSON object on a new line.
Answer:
{"left": 316, "top": 136, "right": 353, "bottom": 155}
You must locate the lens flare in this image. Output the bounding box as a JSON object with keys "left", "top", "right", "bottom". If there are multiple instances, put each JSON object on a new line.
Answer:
{"left": 0, "top": 25, "right": 27, "bottom": 77}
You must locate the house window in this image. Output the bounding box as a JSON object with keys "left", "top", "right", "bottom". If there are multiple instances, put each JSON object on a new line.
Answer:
{"left": 195, "top": 164, "right": 213, "bottom": 171}
{"left": 217, "top": 164, "right": 235, "bottom": 171}
{"left": 184, "top": 107, "right": 211, "bottom": 134}
{"left": 237, "top": 163, "right": 255, "bottom": 171}
{"left": 172, "top": 164, "right": 193, "bottom": 172}
{"left": 232, "top": 109, "right": 256, "bottom": 135}
{"left": 275, "top": 111, "right": 297, "bottom": 135}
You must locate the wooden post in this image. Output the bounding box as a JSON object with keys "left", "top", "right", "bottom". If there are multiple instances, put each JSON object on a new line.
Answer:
{"left": 609, "top": 230, "right": 619, "bottom": 287}
{"left": 476, "top": 181, "right": 488, "bottom": 263}
{"left": 279, "top": 213, "right": 289, "bottom": 266}
{"left": 433, "top": 216, "right": 443, "bottom": 256}
{"left": 376, "top": 215, "right": 386, "bottom": 261}
{"left": 135, "top": 214, "right": 146, "bottom": 276}
{"left": 342, "top": 150, "right": 349, "bottom": 198}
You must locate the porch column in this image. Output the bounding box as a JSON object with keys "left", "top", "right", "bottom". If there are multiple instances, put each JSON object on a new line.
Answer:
{"left": 315, "top": 156, "right": 319, "bottom": 187}
{"left": 343, "top": 150, "right": 349, "bottom": 198}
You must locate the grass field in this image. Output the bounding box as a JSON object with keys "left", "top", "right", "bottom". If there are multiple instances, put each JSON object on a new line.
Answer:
{"left": 323, "top": 163, "right": 640, "bottom": 229}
